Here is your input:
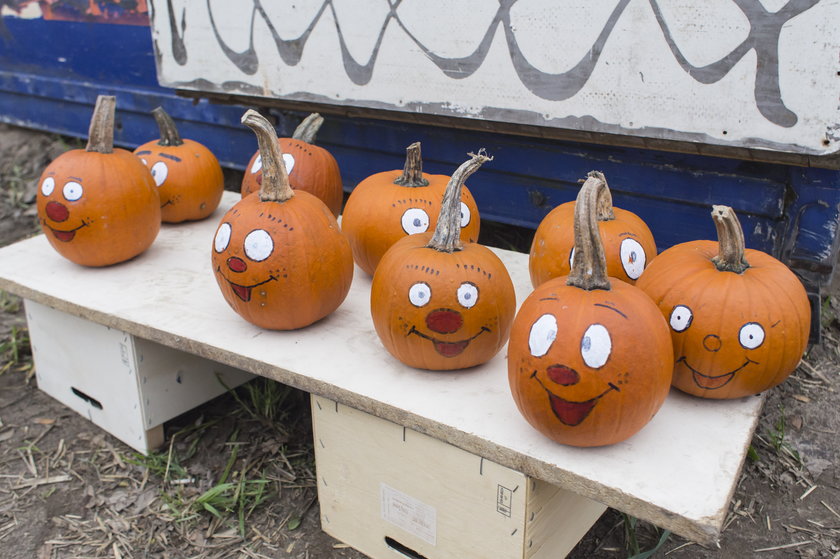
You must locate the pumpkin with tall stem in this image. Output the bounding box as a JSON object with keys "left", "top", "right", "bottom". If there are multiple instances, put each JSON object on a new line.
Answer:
{"left": 213, "top": 110, "right": 353, "bottom": 330}
{"left": 508, "top": 171, "right": 673, "bottom": 447}
{"left": 370, "top": 152, "right": 514, "bottom": 371}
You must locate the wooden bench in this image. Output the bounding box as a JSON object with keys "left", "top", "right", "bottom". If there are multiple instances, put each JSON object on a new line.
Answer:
{"left": 0, "top": 192, "right": 764, "bottom": 557}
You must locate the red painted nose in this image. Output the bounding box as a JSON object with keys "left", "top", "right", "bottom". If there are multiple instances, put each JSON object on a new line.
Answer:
{"left": 227, "top": 256, "right": 247, "bottom": 273}
{"left": 547, "top": 365, "right": 580, "bottom": 386}
{"left": 425, "top": 308, "right": 463, "bottom": 334}
{"left": 45, "top": 201, "right": 69, "bottom": 222}
{"left": 255, "top": 173, "right": 263, "bottom": 185}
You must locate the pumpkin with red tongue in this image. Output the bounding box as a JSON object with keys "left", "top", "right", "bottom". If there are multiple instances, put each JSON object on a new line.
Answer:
{"left": 211, "top": 110, "right": 353, "bottom": 330}
{"left": 507, "top": 171, "right": 673, "bottom": 447}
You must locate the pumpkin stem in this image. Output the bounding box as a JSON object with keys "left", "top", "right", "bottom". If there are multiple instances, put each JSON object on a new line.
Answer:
{"left": 292, "top": 113, "right": 324, "bottom": 144}
{"left": 711, "top": 205, "right": 750, "bottom": 273}
{"left": 152, "top": 107, "right": 184, "bottom": 146}
{"left": 426, "top": 151, "right": 490, "bottom": 253}
{"left": 393, "top": 142, "right": 430, "bottom": 187}
{"left": 566, "top": 171, "right": 612, "bottom": 291}
{"left": 85, "top": 95, "right": 116, "bottom": 154}
{"left": 241, "top": 109, "right": 295, "bottom": 203}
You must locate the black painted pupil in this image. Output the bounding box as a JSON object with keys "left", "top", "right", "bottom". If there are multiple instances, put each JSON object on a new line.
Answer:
{"left": 413, "top": 218, "right": 421, "bottom": 227}
{"left": 464, "top": 293, "right": 471, "bottom": 299}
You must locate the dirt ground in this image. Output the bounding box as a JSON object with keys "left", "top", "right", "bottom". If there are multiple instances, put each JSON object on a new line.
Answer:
{"left": 0, "top": 123, "right": 838, "bottom": 559}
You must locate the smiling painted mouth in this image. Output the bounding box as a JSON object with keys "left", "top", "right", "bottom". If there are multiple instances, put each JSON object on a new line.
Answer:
{"left": 407, "top": 326, "right": 490, "bottom": 357}
{"left": 46, "top": 221, "right": 88, "bottom": 242}
{"left": 677, "top": 357, "right": 756, "bottom": 390}
{"left": 531, "top": 371, "right": 619, "bottom": 426}
{"left": 216, "top": 268, "right": 277, "bottom": 302}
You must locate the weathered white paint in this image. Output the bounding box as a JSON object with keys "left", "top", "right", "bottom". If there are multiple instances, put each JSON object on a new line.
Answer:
{"left": 148, "top": 0, "right": 840, "bottom": 156}
{"left": 0, "top": 192, "right": 764, "bottom": 545}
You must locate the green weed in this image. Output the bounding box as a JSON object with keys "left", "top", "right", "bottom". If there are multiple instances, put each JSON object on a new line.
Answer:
{"left": 0, "top": 325, "right": 32, "bottom": 375}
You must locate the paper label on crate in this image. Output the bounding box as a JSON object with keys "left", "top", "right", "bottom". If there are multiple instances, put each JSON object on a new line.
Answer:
{"left": 380, "top": 483, "right": 436, "bottom": 546}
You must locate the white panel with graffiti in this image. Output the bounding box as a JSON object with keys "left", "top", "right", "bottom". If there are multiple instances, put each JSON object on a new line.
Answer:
{"left": 148, "top": 0, "right": 840, "bottom": 156}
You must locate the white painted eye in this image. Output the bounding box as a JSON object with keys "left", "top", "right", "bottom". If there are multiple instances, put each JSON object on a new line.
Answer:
{"left": 456, "top": 282, "right": 478, "bottom": 308}
{"left": 528, "top": 314, "right": 557, "bottom": 357}
{"left": 569, "top": 246, "right": 576, "bottom": 270}
{"left": 739, "top": 323, "right": 765, "bottom": 349}
{"left": 669, "top": 305, "right": 693, "bottom": 332}
{"left": 401, "top": 208, "right": 430, "bottom": 235}
{"left": 150, "top": 161, "right": 169, "bottom": 187}
{"left": 62, "top": 181, "right": 83, "bottom": 202}
{"left": 408, "top": 282, "right": 431, "bottom": 307}
{"left": 244, "top": 229, "right": 273, "bottom": 262}
{"left": 620, "top": 238, "right": 646, "bottom": 279}
{"left": 250, "top": 154, "right": 262, "bottom": 174}
{"left": 459, "top": 202, "right": 471, "bottom": 228}
{"left": 282, "top": 153, "right": 296, "bottom": 174}
{"left": 581, "top": 324, "right": 611, "bottom": 369}
{"left": 214, "top": 222, "right": 232, "bottom": 253}
{"left": 41, "top": 176, "right": 55, "bottom": 196}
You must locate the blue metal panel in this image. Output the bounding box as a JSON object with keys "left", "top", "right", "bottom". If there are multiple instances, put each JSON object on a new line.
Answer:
{"left": 1, "top": 13, "right": 839, "bottom": 315}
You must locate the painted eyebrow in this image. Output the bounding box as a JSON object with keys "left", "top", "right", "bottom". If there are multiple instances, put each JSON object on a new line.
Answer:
{"left": 68, "top": 176, "right": 83, "bottom": 182}
{"left": 619, "top": 232, "right": 638, "bottom": 238}
{"left": 595, "top": 303, "right": 627, "bottom": 319}
{"left": 135, "top": 150, "right": 152, "bottom": 155}
{"left": 539, "top": 297, "right": 558, "bottom": 301}
{"left": 159, "top": 153, "right": 181, "bottom": 162}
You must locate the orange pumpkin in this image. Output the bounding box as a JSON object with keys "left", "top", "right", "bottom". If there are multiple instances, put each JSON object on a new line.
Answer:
{"left": 240, "top": 113, "right": 343, "bottom": 217}
{"left": 134, "top": 107, "right": 224, "bottom": 223}
{"left": 213, "top": 110, "right": 353, "bottom": 330}
{"left": 635, "top": 205, "right": 810, "bottom": 399}
{"left": 36, "top": 95, "right": 160, "bottom": 267}
{"left": 371, "top": 152, "right": 515, "bottom": 371}
{"left": 342, "top": 142, "right": 480, "bottom": 276}
{"left": 529, "top": 176, "right": 656, "bottom": 287}
{"left": 508, "top": 171, "right": 673, "bottom": 447}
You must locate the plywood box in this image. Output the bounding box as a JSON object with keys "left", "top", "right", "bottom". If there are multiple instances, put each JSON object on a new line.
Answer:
{"left": 26, "top": 300, "right": 253, "bottom": 453}
{"left": 312, "top": 395, "right": 606, "bottom": 559}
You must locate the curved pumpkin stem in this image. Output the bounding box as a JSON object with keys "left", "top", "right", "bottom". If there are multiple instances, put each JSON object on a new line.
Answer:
{"left": 426, "top": 151, "right": 490, "bottom": 253}
{"left": 711, "top": 205, "right": 750, "bottom": 273}
{"left": 241, "top": 109, "right": 295, "bottom": 203}
{"left": 292, "top": 113, "right": 324, "bottom": 144}
{"left": 393, "top": 142, "right": 430, "bottom": 187}
{"left": 86, "top": 95, "right": 116, "bottom": 154}
{"left": 566, "top": 171, "right": 611, "bottom": 291}
{"left": 152, "top": 107, "right": 184, "bottom": 147}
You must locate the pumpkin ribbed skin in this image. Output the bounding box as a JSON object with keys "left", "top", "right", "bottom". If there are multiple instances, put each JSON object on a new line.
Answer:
{"left": 212, "top": 190, "right": 353, "bottom": 330}
{"left": 342, "top": 170, "right": 480, "bottom": 277}
{"left": 134, "top": 138, "right": 224, "bottom": 223}
{"left": 507, "top": 277, "right": 673, "bottom": 447}
{"left": 240, "top": 138, "right": 343, "bottom": 217}
{"left": 37, "top": 97, "right": 160, "bottom": 267}
{"left": 529, "top": 200, "right": 656, "bottom": 287}
{"left": 635, "top": 238, "right": 810, "bottom": 399}
{"left": 371, "top": 232, "right": 515, "bottom": 370}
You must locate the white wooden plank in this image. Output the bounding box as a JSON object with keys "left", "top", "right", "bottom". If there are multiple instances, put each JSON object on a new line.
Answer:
{"left": 0, "top": 192, "right": 763, "bottom": 544}
{"left": 148, "top": 0, "right": 840, "bottom": 157}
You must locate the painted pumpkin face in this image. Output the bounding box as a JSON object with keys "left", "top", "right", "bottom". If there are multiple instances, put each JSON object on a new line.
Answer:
{"left": 371, "top": 233, "right": 515, "bottom": 370}
{"left": 36, "top": 149, "right": 161, "bottom": 267}
{"left": 636, "top": 240, "right": 810, "bottom": 399}
{"left": 529, "top": 201, "right": 657, "bottom": 288}
{"left": 134, "top": 139, "right": 224, "bottom": 223}
{"left": 508, "top": 279, "right": 673, "bottom": 447}
{"left": 241, "top": 138, "right": 343, "bottom": 217}
{"left": 211, "top": 191, "right": 353, "bottom": 330}
{"left": 342, "top": 170, "right": 480, "bottom": 276}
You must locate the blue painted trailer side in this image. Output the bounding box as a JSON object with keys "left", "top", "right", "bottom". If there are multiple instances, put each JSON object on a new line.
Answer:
{"left": 1, "top": 15, "right": 839, "bottom": 327}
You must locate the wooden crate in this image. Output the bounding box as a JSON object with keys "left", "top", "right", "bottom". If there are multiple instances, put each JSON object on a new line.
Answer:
{"left": 25, "top": 300, "right": 253, "bottom": 453}
{"left": 312, "top": 395, "right": 606, "bottom": 559}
